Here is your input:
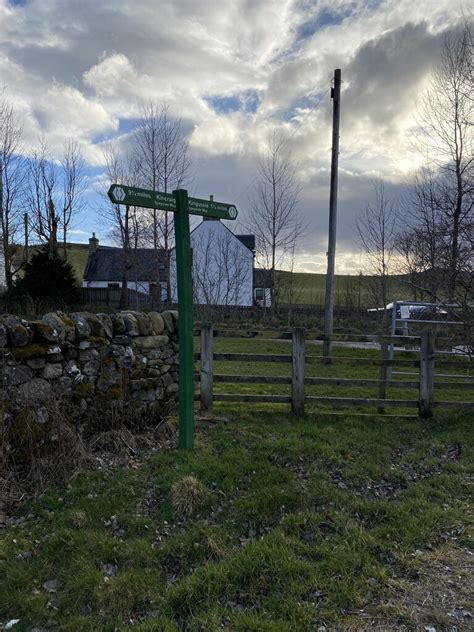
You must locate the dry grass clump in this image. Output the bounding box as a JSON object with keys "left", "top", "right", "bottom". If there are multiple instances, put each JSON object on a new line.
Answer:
{"left": 342, "top": 544, "right": 474, "bottom": 631}
{"left": 70, "top": 510, "right": 87, "bottom": 528}
{"left": 89, "top": 426, "right": 138, "bottom": 455}
{"left": 171, "top": 475, "right": 210, "bottom": 518}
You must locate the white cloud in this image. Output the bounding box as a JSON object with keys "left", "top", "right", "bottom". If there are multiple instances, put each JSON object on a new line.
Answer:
{"left": 0, "top": 0, "right": 468, "bottom": 270}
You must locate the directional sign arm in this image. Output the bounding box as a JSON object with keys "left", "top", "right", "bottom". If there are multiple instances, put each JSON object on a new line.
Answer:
{"left": 187, "top": 199, "right": 238, "bottom": 220}
{"left": 108, "top": 184, "right": 238, "bottom": 220}
{"left": 108, "top": 184, "right": 177, "bottom": 212}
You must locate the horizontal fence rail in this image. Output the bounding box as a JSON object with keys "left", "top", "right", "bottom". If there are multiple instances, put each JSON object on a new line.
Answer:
{"left": 196, "top": 323, "right": 474, "bottom": 417}
{"left": 195, "top": 374, "right": 474, "bottom": 390}
{"left": 194, "top": 352, "right": 472, "bottom": 369}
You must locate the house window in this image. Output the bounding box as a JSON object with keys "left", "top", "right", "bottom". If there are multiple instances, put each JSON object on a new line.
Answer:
{"left": 107, "top": 283, "right": 120, "bottom": 289}
{"left": 255, "top": 288, "right": 264, "bottom": 301}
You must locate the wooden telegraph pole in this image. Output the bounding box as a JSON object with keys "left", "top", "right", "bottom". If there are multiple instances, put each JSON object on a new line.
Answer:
{"left": 323, "top": 68, "right": 341, "bottom": 363}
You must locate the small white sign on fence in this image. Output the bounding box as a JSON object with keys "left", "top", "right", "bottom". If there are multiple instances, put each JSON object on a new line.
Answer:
{"left": 400, "top": 305, "right": 410, "bottom": 320}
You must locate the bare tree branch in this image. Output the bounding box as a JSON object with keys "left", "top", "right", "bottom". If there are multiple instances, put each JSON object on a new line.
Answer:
{"left": 357, "top": 180, "right": 398, "bottom": 311}
{"left": 132, "top": 102, "right": 191, "bottom": 303}
{"left": 191, "top": 223, "right": 252, "bottom": 306}
{"left": 247, "top": 131, "right": 302, "bottom": 309}
{"left": 99, "top": 145, "right": 148, "bottom": 309}
{"left": 0, "top": 96, "right": 24, "bottom": 289}
{"left": 414, "top": 22, "right": 473, "bottom": 302}
{"left": 27, "top": 139, "right": 85, "bottom": 258}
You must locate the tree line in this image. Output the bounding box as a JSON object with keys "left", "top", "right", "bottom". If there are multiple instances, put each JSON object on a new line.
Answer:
{"left": 357, "top": 23, "right": 473, "bottom": 316}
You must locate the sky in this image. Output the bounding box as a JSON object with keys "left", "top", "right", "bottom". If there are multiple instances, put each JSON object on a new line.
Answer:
{"left": 0, "top": 0, "right": 468, "bottom": 273}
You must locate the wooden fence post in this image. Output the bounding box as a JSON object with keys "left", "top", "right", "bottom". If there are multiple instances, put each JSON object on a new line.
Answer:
{"left": 200, "top": 322, "right": 214, "bottom": 412}
{"left": 292, "top": 327, "right": 305, "bottom": 416}
{"left": 419, "top": 330, "right": 434, "bottom": 418}
{"left": 378, "top": 341, "right": 388, "bottom": 414}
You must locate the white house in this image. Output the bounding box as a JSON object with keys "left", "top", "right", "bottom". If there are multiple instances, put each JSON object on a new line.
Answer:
{"left": 82, "top": 234, "right": 167, "bottom": 299}
{"left": 171, "top": 218, "right": 255, "bottom": 306}
{"left": 83, "top": 223, "right": 265, "bottom": 307}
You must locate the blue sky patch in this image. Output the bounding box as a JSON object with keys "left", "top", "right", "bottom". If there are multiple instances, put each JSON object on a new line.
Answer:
{"left": 91, "top": 117, "right": 140, "bottom": 146}
{"left": 283, "top": 91, "right": 325, "bottom": 121}
{"left": 297, "top": 10, "right": 344, "bottom": 40}
{"left": 205, "top": 90, "right": 260, "bottom": 115}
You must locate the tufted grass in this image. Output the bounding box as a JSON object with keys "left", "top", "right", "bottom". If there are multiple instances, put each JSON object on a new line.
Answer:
{"left": 1, "top": 406, "right": 472, "bottom": 631}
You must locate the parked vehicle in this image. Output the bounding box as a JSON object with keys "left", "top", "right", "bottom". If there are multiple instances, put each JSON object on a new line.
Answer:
{"left": 367, "top": 302, "right": 448, "bottom": 320}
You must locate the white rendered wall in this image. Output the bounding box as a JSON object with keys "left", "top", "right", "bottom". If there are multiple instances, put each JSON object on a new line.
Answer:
{"left": 83, "top": 280, "right": 151, "bottom": 295}
{"left": 171, "top": 220, "right": 253, "bottom": 306}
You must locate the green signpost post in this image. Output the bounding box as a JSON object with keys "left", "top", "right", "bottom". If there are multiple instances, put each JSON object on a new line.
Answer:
{"left": 108, "top": 184, "right": 238, "bottom": 450}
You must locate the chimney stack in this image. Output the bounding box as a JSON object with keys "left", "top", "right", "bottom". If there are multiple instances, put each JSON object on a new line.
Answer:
{"left": 89, "top": 232, "right": 99, "bottom": 253}
{"left": 203, "top": 194, "right": 219, "bottom": 221}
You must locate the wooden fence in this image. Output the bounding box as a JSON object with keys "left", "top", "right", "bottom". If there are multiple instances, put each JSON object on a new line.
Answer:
{"left": 195, "top": 324, "right": 474, "bottom": 417}
{"left": 81, "top": 287, "right": 162, "bottom": 310}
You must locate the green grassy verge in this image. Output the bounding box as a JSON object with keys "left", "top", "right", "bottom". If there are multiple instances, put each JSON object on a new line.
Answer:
{"left": 1, "top": 409, "right": 472, "bottom": 631}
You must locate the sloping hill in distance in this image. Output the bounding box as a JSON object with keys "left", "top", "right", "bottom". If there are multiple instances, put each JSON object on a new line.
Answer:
{"left": 14, "top": 242, "right": 413, "bottom": 307}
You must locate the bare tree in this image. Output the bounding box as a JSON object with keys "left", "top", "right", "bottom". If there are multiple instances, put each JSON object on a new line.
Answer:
{"left": 61, "top": 140, "right": 85, "bottom": 259}
{"left": 28, "top": 139, "right": 85, "bottom": 257}
{"left": 191, "top": 223, "right": 252, "bottom": 306}
{"left": 132, "top": 103, "right": 191, "bottom": 303}
{"left": 247, "top": 132, "right": 301, "bottom": 309}
{"left": 101, "top": 145, "right": 145, "bottom": 309}
{"left": 395, "top": 169, "right": 448, "bottom": 301}
{"left": 356, "top": 181, "right": 397, "bottom": 313}
{"left": 0, "top": 97, "right": 24, "bottom": 289}
{"left": 415, "top": 22, "right": 473, "bottom": 302}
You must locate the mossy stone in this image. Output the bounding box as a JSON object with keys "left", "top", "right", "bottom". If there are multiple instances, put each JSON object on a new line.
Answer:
{"left": 111, "top": 314, "right": 126, "bottom": 336}
{"left": 13, "top": 344, "right": 53, "bottom": 361}
{"left": 149, "top": 312, "right": 165, "bottom": 335}
{"left": 135, "top": 313, "right": 153, "bottom": 336}
{"left": 161, "top": 311, "right": 174, "bottom": 333}
{"left": 70, "top": 312, "right": 91, "bottom": 338}
{"left": 96, "top": 313, "right": 113, "bottom": 339}
{"left": 16, "top": 378, "right": 52, "bottom": 406}
{"left": 30, "top": 320, "right": 59, "bottom": 343}
{"left": 122, "top": 313, "right": 139, "bottom": 337}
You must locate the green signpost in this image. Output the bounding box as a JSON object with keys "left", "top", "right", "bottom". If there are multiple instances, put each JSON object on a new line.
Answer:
{"left": 107, "top": 184, "right": 238, "bottom": 450}
{"left": 108, "top": 184, "right": 238, "bottom": 220}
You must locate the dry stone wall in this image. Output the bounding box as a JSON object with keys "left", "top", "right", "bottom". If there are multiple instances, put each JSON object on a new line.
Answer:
{"left": 0, "top": 310, "right": 179, "bottom": 427}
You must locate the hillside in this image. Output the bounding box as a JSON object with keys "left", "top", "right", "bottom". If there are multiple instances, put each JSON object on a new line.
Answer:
{"left": 14, "top": 243, "right": 91, "bottom": 284}
{"left": 14, "top": 243, "right": 412, "bottom": 307}
{"left": 277, "top": 270, "right": 412, "bottom": 307}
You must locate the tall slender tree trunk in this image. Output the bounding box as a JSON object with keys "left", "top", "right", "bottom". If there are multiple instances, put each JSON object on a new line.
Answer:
{"left": 448, "top": 177, "right": 463, "bottom": 303}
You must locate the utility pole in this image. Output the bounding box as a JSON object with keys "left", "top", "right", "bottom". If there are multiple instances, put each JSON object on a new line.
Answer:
{"left": 323, "top": 68, "right": 341, "bottom": 363}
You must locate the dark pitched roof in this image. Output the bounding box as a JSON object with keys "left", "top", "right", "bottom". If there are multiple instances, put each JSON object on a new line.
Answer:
{"left": 254, "top": 268, "right": 273, "bottom": 287}
{"left": 190, "top": 221, "right": 256, "bottom": 252}
{"left": 236, "top": 234, "right": 255, "bottom": 251}
{"left": 84, "top": 247, "right": 167, "bottom": 282}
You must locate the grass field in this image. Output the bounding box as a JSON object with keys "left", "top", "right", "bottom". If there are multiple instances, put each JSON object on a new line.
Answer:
{"left": 1, "top": 336, "right": 473, "bottom": 631}
{"left": 14, "top": 243, "right": 90, "bottom": 284}
{"left": 1, "top": 410, "right": 472, "bottom": 631}
{"left": 276, "top": 270, "right": 412, "bottom": 306}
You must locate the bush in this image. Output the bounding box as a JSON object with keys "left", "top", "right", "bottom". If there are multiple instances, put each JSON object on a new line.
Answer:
{"left": 7, "top": 246, "right": 81, "bottom": 307}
